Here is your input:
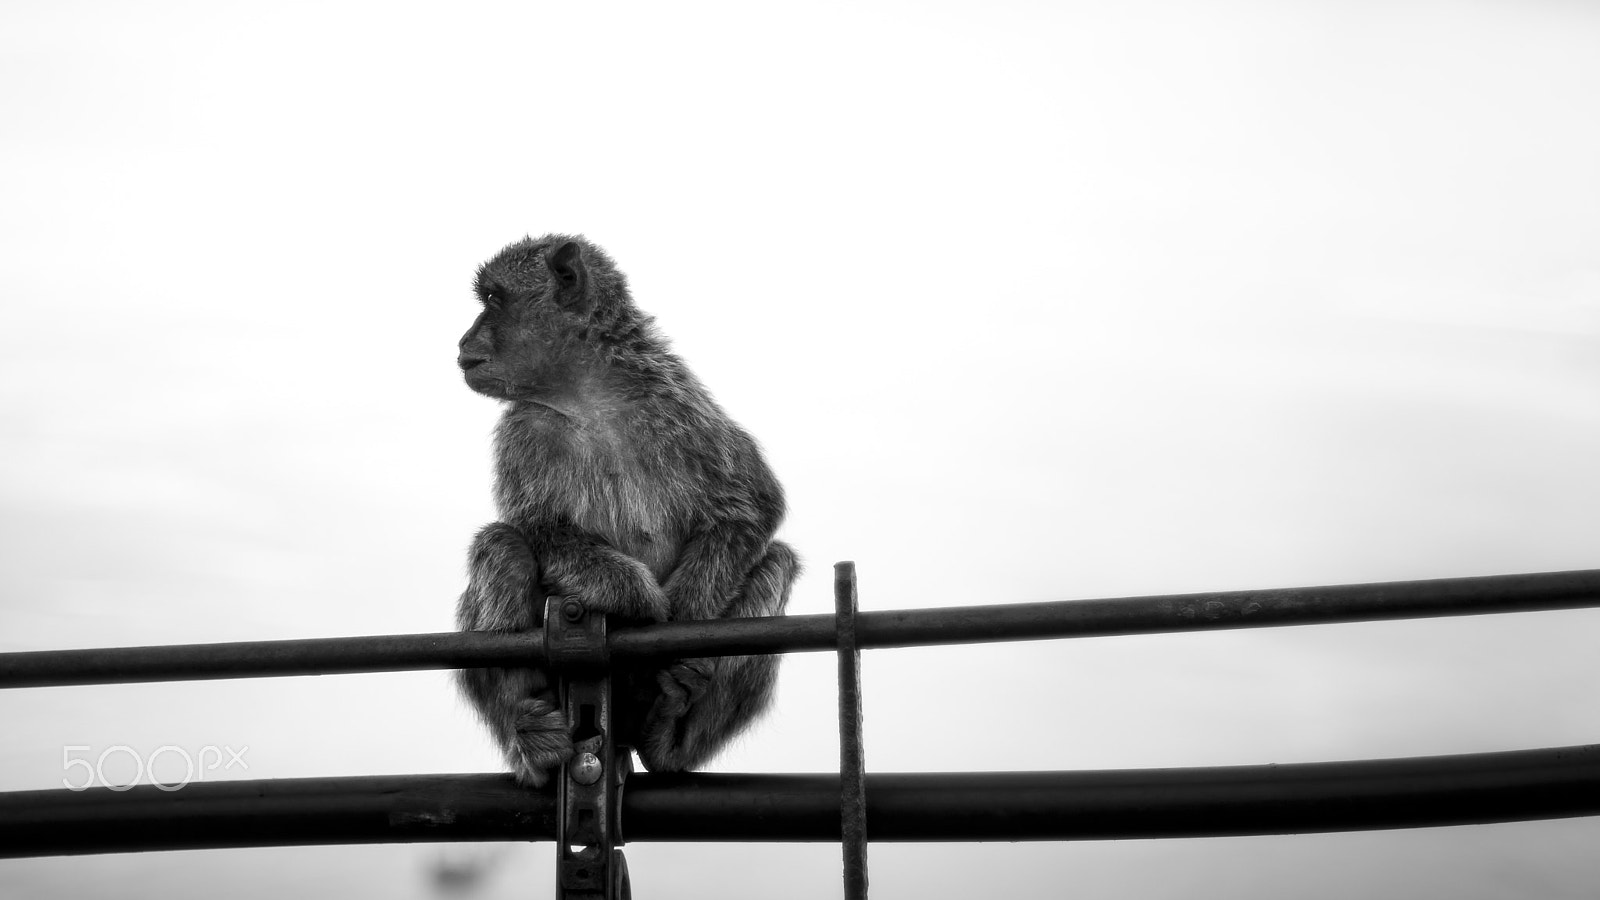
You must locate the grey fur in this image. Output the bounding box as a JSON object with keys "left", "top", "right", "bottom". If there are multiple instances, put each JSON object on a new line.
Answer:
{"left": 454, "top": 234, "right": 799, "bottom": 786}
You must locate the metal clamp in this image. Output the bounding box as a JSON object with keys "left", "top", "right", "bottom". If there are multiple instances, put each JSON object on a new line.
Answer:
{"left": 543, "top": 596, "right": 631, "bottom": 900}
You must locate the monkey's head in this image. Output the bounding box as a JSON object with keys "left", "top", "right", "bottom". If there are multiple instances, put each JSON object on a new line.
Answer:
{"left": 457, "top": 234, "right": 642, "bottom": 402}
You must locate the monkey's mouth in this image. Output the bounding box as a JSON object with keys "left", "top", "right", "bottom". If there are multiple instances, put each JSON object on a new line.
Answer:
{"left": 460, "top": 362, "right": 514, "bottom": 400}
{"left": 458, "top": 356, "right": 488, "bottom": 372}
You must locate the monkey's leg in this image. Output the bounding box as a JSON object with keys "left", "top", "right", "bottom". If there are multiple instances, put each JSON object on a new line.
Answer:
{"left": 455, "top": 522, "right": 572, "bottom": 788}
{"left": 638, "top": 540, "right": 799, "bottom": 773}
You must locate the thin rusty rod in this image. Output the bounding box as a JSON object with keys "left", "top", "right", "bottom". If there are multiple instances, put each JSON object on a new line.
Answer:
{"left": 4, "top": 569, "right": 1600, "bottom": 688}
{"left": 6, "top": 744, "right": 1600, "bottom": 857}
{"left": 835, "top": 562, "right": 868, "bottom": 900}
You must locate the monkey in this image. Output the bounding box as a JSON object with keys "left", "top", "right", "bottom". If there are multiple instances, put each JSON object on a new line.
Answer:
{"left": 453, "top": 234, "right": 799, "bottom": 788}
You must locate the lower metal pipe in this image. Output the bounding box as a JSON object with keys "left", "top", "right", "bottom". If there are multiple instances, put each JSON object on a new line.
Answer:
{"left": 4, "top": 744, "right": 1599, "bottom": 858}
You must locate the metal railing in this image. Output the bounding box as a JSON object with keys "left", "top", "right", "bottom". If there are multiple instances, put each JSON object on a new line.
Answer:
{"left": 7, "top": 569, "right": 1598, "bottom": 688}
{"left": 3, "top": 566, "right": 1600, "bottom": 898}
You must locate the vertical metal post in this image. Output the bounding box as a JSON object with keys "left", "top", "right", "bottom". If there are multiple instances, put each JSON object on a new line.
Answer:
{"left": 544, "top": 597, "right": 631, "bottom": 900}
{"left": 835, "top": 561, "right": 868, "bottom": 900}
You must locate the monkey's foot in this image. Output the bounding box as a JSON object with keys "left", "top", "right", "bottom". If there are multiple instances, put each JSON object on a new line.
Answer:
{"left": 659, "top": 660, "right": 712, "bottom": 717}
{"left": 639, "top": 660, "right": 712, "bottom": 745}
{"left": 507, "top": 697, "right": 573, "bottom": 788}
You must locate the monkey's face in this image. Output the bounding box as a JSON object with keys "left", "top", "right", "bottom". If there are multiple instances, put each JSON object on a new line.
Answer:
{"left": 457, "top": 238, "right": 594, "bottom": 402}
{"left": 456, "top": 292, "right": 554, "bottom": 401}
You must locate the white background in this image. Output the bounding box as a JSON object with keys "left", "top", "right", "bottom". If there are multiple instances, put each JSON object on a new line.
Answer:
{"left": 2, "top": 1, "right": 1599, "bottom": 897}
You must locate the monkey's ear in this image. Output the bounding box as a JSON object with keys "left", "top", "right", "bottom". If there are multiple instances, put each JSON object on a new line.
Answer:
{"left": 547, "top": 241, "right": 589, "bottom": 309}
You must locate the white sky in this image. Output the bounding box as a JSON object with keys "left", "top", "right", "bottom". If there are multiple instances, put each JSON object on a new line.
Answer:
{"left": 3, "top": 1, "right": 1599, "bottom": 897}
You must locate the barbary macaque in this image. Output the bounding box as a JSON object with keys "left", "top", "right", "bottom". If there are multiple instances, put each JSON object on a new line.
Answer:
{"left": 454, "top": 235, "right": 798, "bottom": 786}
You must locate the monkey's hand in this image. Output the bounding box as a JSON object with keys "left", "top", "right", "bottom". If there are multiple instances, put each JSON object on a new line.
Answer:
{"left": 527, "top": 525, "right": 671, "bottom": 621}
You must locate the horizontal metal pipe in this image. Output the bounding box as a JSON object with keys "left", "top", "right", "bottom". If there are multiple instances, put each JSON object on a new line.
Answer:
{"left": 613, "top": 567, "right": 1600, "bottom": 658}
{"left": 4, "top": 745, "right": 1600, "bottom": 857}
{"left": 3, "top": 569, "right": 1599, "bottom": 688}
{"left": 632, "top": 743, "right": 1600, "bottom": 841}
{"left": 0, "top": 632, "right": 541, "bottom": 689}
{"left": 0, "top": 773, "right": 554, "bottom": 858}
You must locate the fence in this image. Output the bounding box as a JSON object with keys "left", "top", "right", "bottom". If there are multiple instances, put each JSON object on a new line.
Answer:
{"left": 3, "top": 566, "right": 1600, "bottom": 898}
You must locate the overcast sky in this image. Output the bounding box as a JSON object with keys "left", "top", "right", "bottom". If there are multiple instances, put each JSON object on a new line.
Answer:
{"left": 3, "top": 1, "right": 1599, "bottom": 898}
